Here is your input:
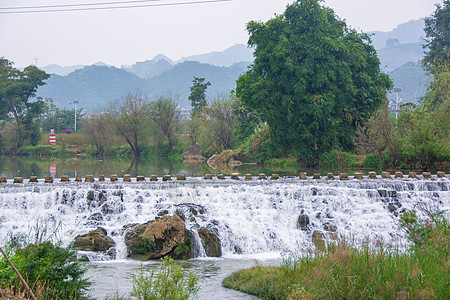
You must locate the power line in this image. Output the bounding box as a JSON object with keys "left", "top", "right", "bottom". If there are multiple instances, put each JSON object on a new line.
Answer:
{"left": 0, "top": 0, "right": 161, "bottom": 10}
{"left": 0, "top": 0, "right": 231, "bottom": 14}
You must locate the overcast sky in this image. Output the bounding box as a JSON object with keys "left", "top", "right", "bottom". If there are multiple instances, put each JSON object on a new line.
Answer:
{"left": 0, "top": 0, "right": 442, "bottom": 68}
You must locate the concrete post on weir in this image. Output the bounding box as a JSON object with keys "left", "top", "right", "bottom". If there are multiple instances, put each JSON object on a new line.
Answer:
{"left": 44, "top": 176, "right": 53, "bottom": 183}
{"left": 29, "top": 176, "right": 38, "bottom": 183}
{"left": 204, "top": 174, "right": 213, "bottom": 180}
{"left": 217, "top": 174, "right": 225, "bottom": 180}
{"left": 61, "top": 175, "right": 69, "bottom": 182}
{"left": 382, "top": 172, "right": 391, "bottom": 179}
{"left": 354, "top": 173, "right": 364, "bottom": 180}
{"left": 123, "top": 174, "right": 131, "bottom": 182}
{"left": 369, "top": 172, "right": 377, "bottom": 179}
{"left": 259, "top": 173, "right": 267, "bottom": 180}
{"left": 245, "top": 174, "right": 253, "bottom": 180}
{"left": 13, "top": 177, "right": 23, "bottom": 183}
{"left": 299, "top": 172, "right": 307, "bottom": 180}
{"left": 162, "top": 175, "right": 171, "bottom": 181}
{"left": 423, "top": 172, "right": 431, "bottom": 179}
{"left": 231, "top": 173, "right": 239, "bottom": 180}
{"left": 327, "top": 173, "right": 334, "bottom": 180}
{"left": 85, "top": 175, "right": 94, "bottom": 182}
{"left": 176, "top": 175, "right": 186, "bottom": 180}
{"left": 437, "top": 171, "right": 445, "bottom": 178}
{"left": 99, "top": 175, "right": 105, "bottom": 182}
{"left": 0, "top": 177, "right": 6, "bottom": 183}
{"left": 75, "top": 175, "right": 82, "bottom": 182}
{"left": 339, "top": 173, "right": 349, "bottom": 180}
{"left": 409, "top": 171, "right": 417, "bottom": 178}
{"left": 137, "top": 176, "right": 145, "bottom": 182}
{"left": 271, "top": 174, "right": 279, "bottom": 180}
{"left": 395, "top": 172, "right": 403, "bottom": 178}
{"left": 150, "top": 175, "right": 158, "bottom": 181}
{"left": 110, "top": 174, "right": 118, "bottom": 182}
{"left": 313, "top": 173, "right": 321, "bottom": 179}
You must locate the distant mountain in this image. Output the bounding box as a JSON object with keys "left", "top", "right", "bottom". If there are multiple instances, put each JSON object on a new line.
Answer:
{"left": 144, "top": 61, "right": 249, "bottom": 106}
{"left": 370, "top": 19, "right": 425, "bottom": 50}
{"left": 42, "top": 64, "right": 85, "bottom": 76}
{"left": 180, "top": 44, "right": 254, "bottom": 67}
{"left": 122, "top": 54, "right": 174, "bottom": 79}
{"left": 378, "top": 42, "right": 424, "bottom": 72}
{"left": 388, "top": 61, "right": 429, "bottom": 101}
{"left": 37, "top": 61, "right": 250, "bottom": 110}
{"left": 37, "top": 65, "right": 148, "bottom": 110}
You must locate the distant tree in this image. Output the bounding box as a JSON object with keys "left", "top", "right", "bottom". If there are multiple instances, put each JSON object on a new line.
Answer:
{"left": 236, "top": 0, "right": 392, "bottom": 160}
{"left": 40, "top": 102, "right": 85, "bottom": 133}
{"left": 188, "top": 76, "right": 210, "bottom": 113}
{"left": 0, "top": 58, "right": 49, "bottom": 147}
{"left": 83, "top": 113, "right": 114, "bottom": 158}
{"left": 423, "top": 0, "right": 450, "bottom": 71}
{"left": 206, "top": 94, "right": 237, "bottom": 151}
{"left": 147, "top": 95, "right": 180, "bottom": 152}
{"left": 108, "top": 92, "right": 150, "bottom": 158}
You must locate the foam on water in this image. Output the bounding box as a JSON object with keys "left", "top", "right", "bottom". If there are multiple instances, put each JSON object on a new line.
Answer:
{"left": 0, "top": 178, "right": 448, "bottom": 260}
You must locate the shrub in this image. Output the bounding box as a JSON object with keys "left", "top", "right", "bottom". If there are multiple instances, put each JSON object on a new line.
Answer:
{"left": 0, "top": 242, "right": 91, "bottom": 299}
{"left": 130, "top": 257, "right": 199, "bottom": 300}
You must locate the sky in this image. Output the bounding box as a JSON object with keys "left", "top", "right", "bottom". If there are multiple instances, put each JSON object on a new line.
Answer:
{"left": 0, "top": 0, "right": 442, "bottom": 68}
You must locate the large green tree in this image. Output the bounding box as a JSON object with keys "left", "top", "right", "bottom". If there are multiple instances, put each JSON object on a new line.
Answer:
{"left": 236, "top": 0, "right": 391, "bottom": 159}
{"left": 0, "top": 58, "right": 49, "bottom": 147}
{"left": 423, "top": 0, "right": 450, "bottom": 72}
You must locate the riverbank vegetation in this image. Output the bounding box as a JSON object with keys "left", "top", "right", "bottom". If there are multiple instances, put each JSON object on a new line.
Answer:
{"left": 223, "top": 209, "right": 449, "bottom": 299}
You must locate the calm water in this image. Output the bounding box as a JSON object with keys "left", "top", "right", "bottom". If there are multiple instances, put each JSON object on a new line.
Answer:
{"left": 0, "top": 155, "right": 377, "bottom": 179}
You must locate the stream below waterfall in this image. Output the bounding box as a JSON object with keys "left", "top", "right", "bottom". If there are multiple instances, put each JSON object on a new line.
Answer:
{"left": 0, "top": 176, "right": 449, "bottom": 299}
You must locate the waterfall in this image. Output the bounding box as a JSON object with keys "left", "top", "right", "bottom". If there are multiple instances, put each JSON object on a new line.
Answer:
{"left": 191, "top": 230, "right": 207, "bottom": 258}
{"left": 0, "top": 178, "right": 448, "bottom": 259}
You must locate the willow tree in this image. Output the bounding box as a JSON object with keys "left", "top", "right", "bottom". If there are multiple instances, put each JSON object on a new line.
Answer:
{"left": 236, "top": 0, "right": 392, "bottom": 159}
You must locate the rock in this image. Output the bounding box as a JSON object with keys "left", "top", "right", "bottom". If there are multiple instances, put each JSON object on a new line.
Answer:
{"left": 157, "top": 210, "right": 169, "bottom": 217}
{"left": 423, "top": 172, "right": 431, "bottom": 179}
{"left": 324, "top": 223, "right": 337, "bottom": 232}
{"left": 395, "top": 172, "right": 403, "bottom": 178}
{"left": 312, "top": 230, "right": 325, "bottom": 249}
{"left": 125, "top": 215, "right": 193, "bottom": 260}
{"left": 183, "top": 143, "right": 204, "bottom": 161}
{"left": 123, "top": 174, "right": 131, "bottom": 182}
{"left": 162, "top": 175, "right": 171, "bottom": 181}
{"left": 297, "top": 214, "right": 310, "bottom": 231}
{"left": 0, "top": 176, "right": 6, "bottom": 183}
{"left": 73, "top": 227, "right": 115, "bottom": 252}
{"left": 150, "top": 175, "right": 158, "bottom": 181}
{"left": 207, "top": 154, "right": 219, "bottom": 166}
{"left": 388, "top": 203, "right": 397, "bottom": 213}
{"left": 98, "top": 174, "right": 105, "bottom": 182}
{"left": 75, "top": 175, "right": 82, "bottom": 182}
{"left": 228, "top": 157, "right": 242, "bottom": 166}
{"left": 197, "top": 227, "right": 222, "bottom": 257}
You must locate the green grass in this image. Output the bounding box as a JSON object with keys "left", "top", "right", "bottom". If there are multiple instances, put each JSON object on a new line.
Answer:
{"left": 223, "top": 209, "right": 449, "bottom": 299}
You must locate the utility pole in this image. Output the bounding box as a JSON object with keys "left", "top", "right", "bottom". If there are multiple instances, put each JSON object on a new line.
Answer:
{"left": 69, "top": 101, "right": 80, "bottom": 133}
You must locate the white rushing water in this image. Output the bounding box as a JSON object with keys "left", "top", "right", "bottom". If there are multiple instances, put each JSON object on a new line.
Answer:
{"left": 1, "top": 176, "right": 448, "bottom": 259}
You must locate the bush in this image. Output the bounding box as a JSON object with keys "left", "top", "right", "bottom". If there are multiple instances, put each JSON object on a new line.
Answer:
{"left": 0, "top": 242, "right": 91, "bottom": 299}
{"left": 362, "top": 153, "right": 382, "bottom": 168}
{"left": 130, "top": 257, "right": 199, "bottom": 300}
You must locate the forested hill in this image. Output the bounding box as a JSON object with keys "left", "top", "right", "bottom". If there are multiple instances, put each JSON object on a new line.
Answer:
{"left": 37, "top": 61, "right": 249, "bottom": 110}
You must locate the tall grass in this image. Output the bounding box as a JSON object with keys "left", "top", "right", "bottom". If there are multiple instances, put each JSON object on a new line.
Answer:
{"left": 223, "top": 209, "right": 449, "bottom": 299}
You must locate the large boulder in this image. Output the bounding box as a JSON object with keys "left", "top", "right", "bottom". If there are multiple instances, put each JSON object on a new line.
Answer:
{"left": 125, "top": 215, "right": 193, "bottom": 260}
{"left": 183, "top": 143, "right": 204, "bottom": 161}
{"left": 197, "top": 227, "right": 221, "bottom": 257}
{"left": 73, "top": 227, "right": 115, "bottom": 252}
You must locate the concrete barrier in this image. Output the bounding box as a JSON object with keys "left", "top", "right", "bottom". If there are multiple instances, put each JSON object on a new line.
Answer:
{"left": 271, "top": 174, "right": 279, "bottom": 180}
{"left": 150, "top": 175, "right": 158, "bottom": 181}
{"left": 327, "top": 173, "right": 334, "bottom": 180}
{"left": 177, "top": 175, "right": 186, "bottom": 180}
{"left": 45, "top": 176, "right": 53, "bottom": 183}
{"left": 75, "top": 175, "right": 82, "bottom": 182}
{"left": 382, "top": 172, "right": 391, "bottom": 179}
{"left": 437, "top": 171, "right": 445, "bottom": 178}
{"left": 85, "top": 175, "right": 94, "bottom": 182}
{"left": 395, "top": 172, "right": 403, "bottom": 178}
{"left": 231, "top": 173, "right": 239, "bottom": 180}
{"left": 259, "top": 173, "right": 267, "bottom": 180}
{"left": 204, "top": 174, "right": 213, "bottom": 180}
{"left": 354, "top": 173, "right": 364, "bottom": 180}
{"left": 99, "top": 174, "right": 105, "bottom": 182}
{"left": 0, "top": 176, "right": 6, "bottom": 183}
{"left": 29, "top": 176, "right": 38, "bottom": 183}
{"left": 340, "top": 173, "right": 349, "bottom": 180}
{"left": 110, "top": 174, "right": 118, "bottom": 182}
{"left": 368, "top": 172, "right": 377, "bottom": 179}
{"left": 137, "top": 176, "right": 145, "bottom": 182}
{"left": 162, "top": 175, "right": 171, "bottom": 181}
{"left": 409, "top": 171, "right": 417, "bottom": 178}
{"left": 217, "top": 174, "right": 225, "bottom": 180}
{"left": 313, "top": 173, "right": 321, "bottom": 179}
{"left": 423, "top": 172, "right": 431, "bottom": 179}
{"left": 245, "top": 174, "right": 253, "bottom": 180}
{"left": 13, "top": 177, "right": 23, "bottom": 183}
{"left": 61, "top": 175, "right": 69, "bottom": 182}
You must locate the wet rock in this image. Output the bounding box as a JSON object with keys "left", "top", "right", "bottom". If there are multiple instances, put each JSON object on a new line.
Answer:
{"left": 183, "top": 143, "right": 204, "bottom": 161}
{"left": 157, "top": 210, "right": 169, "bottom": 216}
{"left": 312, "top": 230, "right": 325, "bottom": 249}
{"left": 388, "top": 203, "right": 397, "bottom": 213}
{"left": 323, "top": 223, "right": 337, "bottom": 232}
{"left": 198, "top": 227, "right": 222, "bottom": 257}
{"left": 125, "top": 215, "right": 193, "bottom": 260}
{"left": 88, "top": 213, "right": 103, "bottom": 221}
{"left": 73, "top": 227, "right": 115, "bottom": 252}
{"left": 297, "top": 214, "right": 310, "bottom": 231}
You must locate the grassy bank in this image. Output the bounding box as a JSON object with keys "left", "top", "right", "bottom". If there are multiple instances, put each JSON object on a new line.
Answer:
{"left": 223, "top": 210, "right": 449, "bottom": 299}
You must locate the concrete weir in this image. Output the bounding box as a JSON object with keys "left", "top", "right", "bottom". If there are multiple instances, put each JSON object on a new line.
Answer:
{"left": 0, "top": 171, "right": 446, "bottom": 184}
